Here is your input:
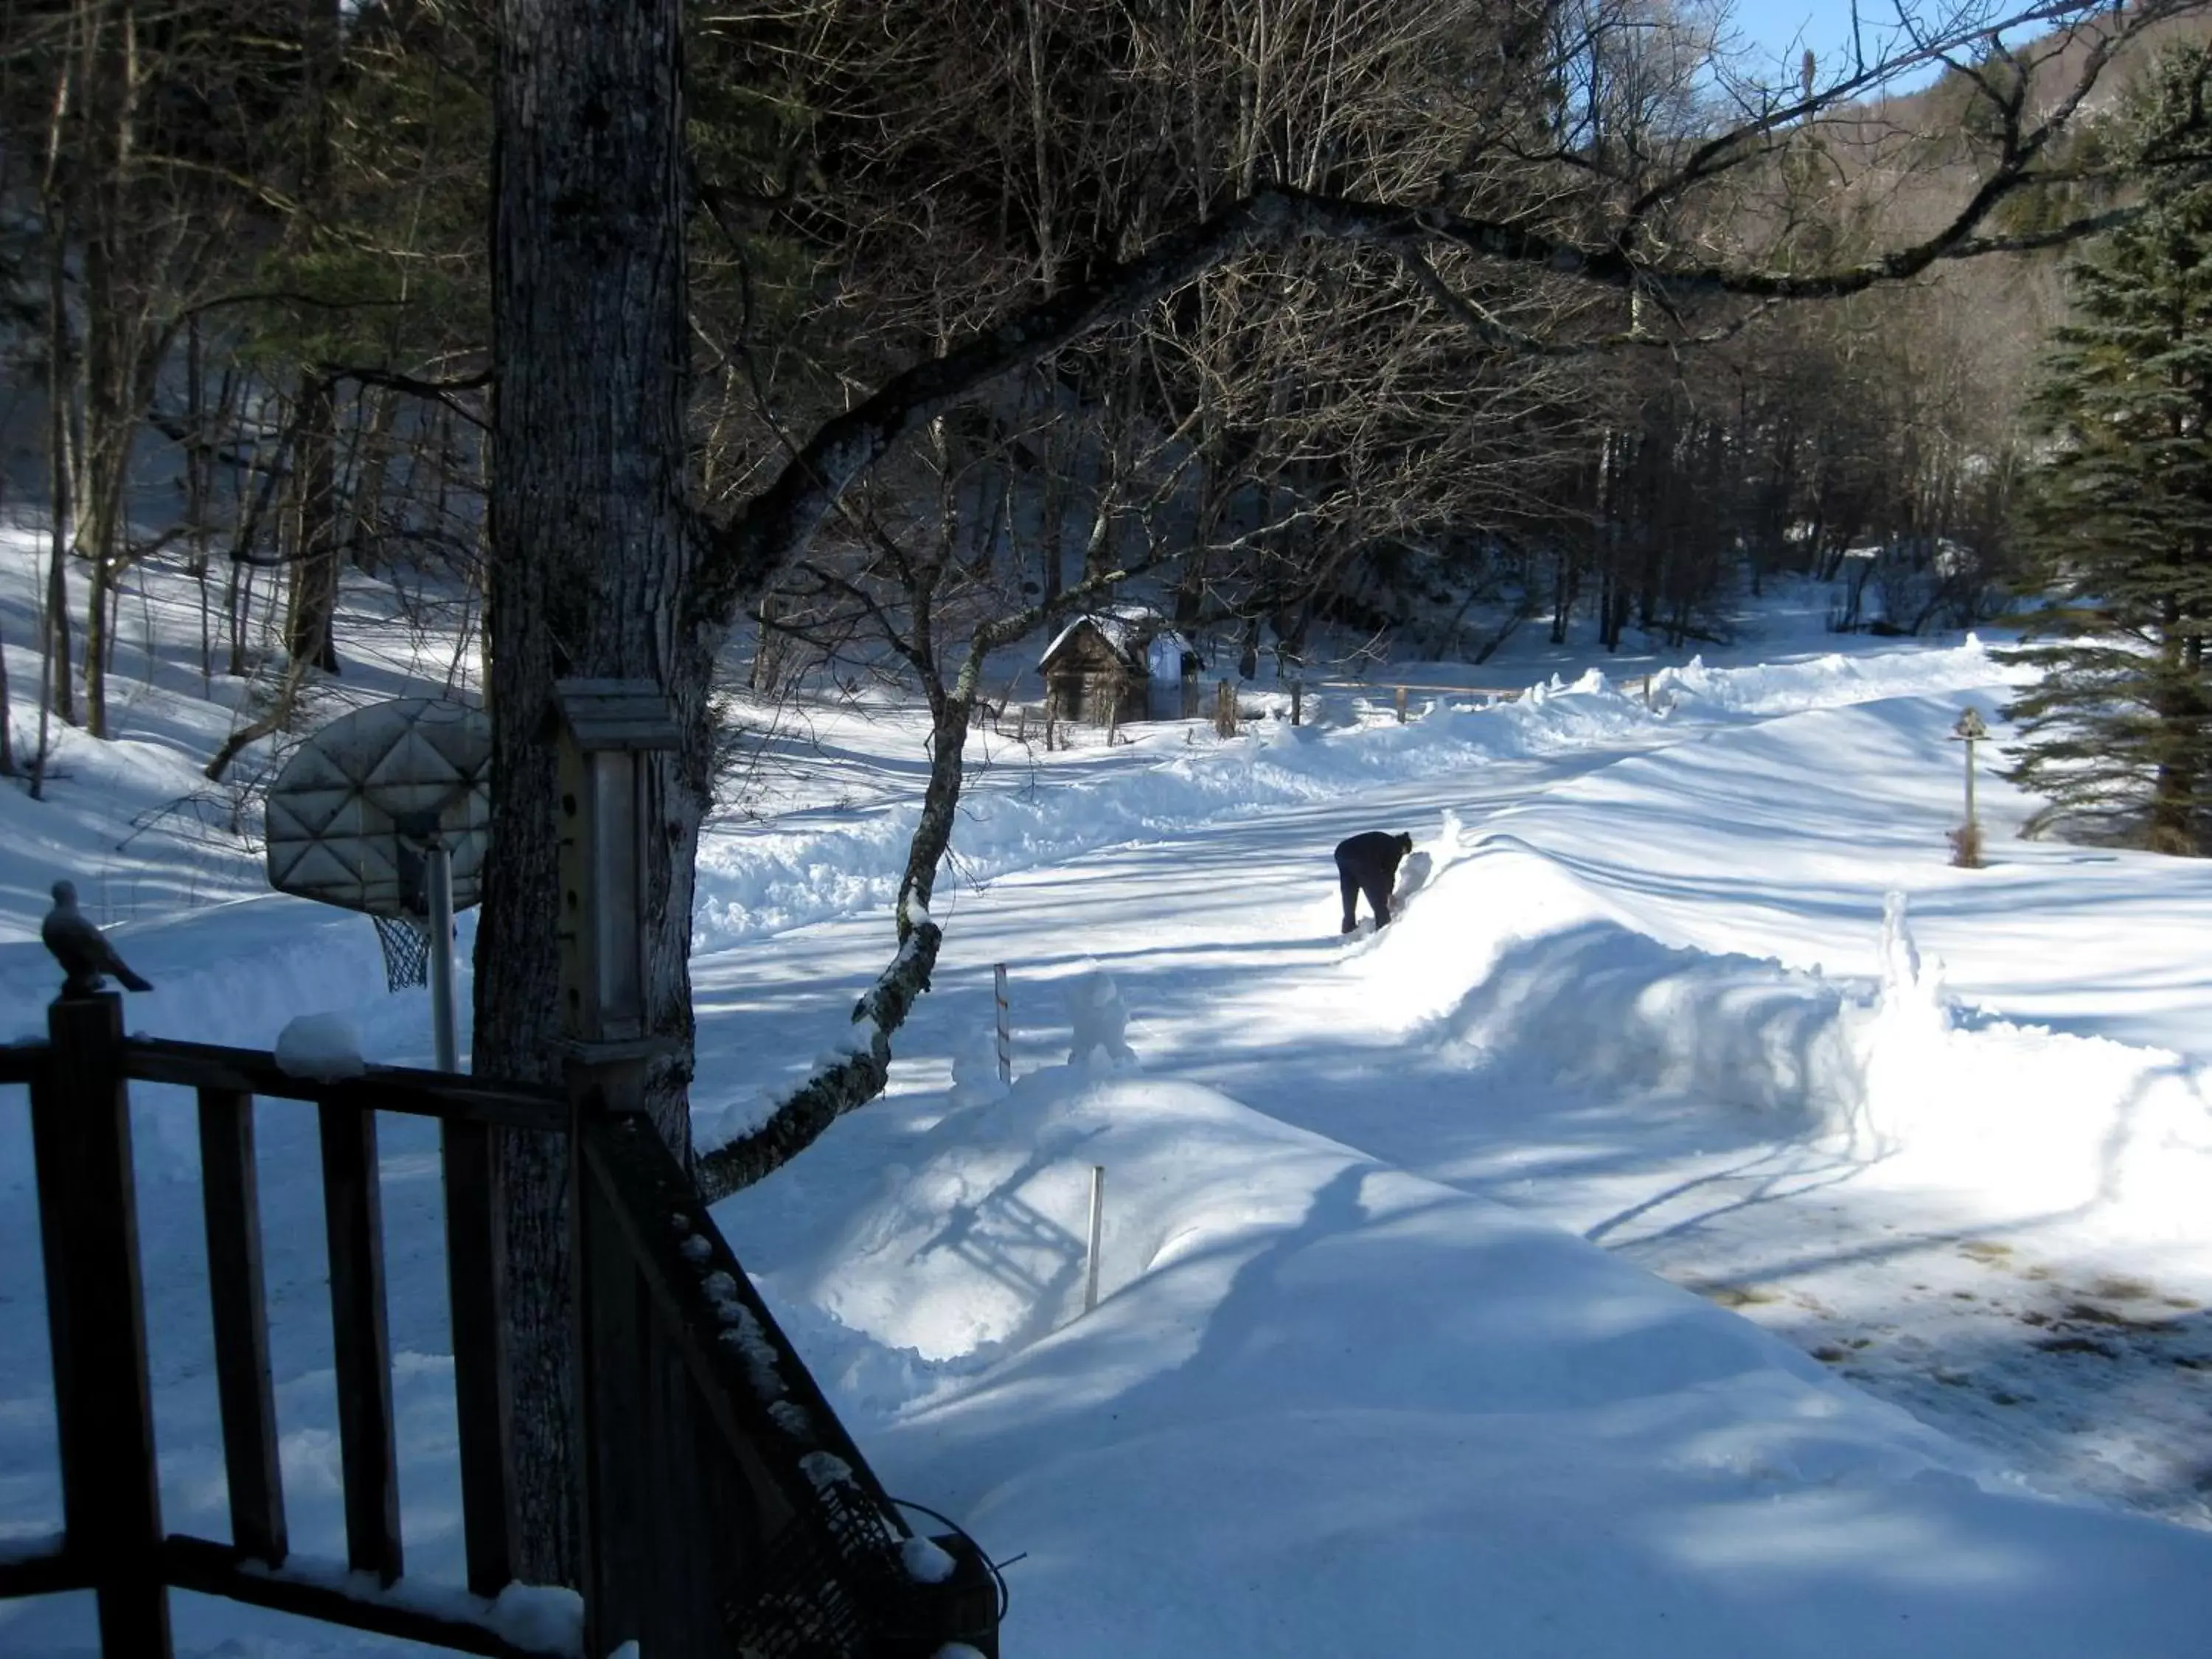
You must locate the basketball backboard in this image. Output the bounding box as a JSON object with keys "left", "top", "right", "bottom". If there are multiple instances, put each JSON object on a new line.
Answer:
{"left": 265, "top": 698, "right": 493, "bottom": 917}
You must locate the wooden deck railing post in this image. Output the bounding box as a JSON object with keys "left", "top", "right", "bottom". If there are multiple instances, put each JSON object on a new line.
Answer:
{"left": 197, "top": 1087, "right": 288, "bottom": 1565}
{"left": 32, "top": 992, "right": 173, "bottom": 1655}
{"left": 571, "top": 1088, "right": 652, "bottom": 1655}
{"left": 442, "top": 1116, "right": 518, "bottom": 1597}
{"left": 319, "top": 1099, "right": 404, "bottom": 1584}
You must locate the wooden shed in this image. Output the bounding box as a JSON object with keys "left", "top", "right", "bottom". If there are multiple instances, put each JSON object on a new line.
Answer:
{"left": 1040, "top": 605, "right": 1200, "bottom": 726}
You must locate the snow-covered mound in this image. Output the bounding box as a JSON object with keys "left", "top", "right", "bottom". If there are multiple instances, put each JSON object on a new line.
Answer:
{"left": 1412, "top": 851, "right": 2212, "bottom": 1218}
{"left": 735, "top": 1068, "right": 2212, "bottom": 1659}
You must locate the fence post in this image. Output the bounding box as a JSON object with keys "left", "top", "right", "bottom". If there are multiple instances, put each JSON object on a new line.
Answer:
{"left": 994, "top": 964, "right": 1012, "bottom": 1086}
{"left": 1083, "top": 1165, "right": 1106, "bottom": 1314}
{"left": 1950, "top": 706, "right": 1989, "bottom": 868}
{"left": 1394, "top": 685, "right": 1408, "bottom": 724}
{"left": 32, "top": 992, "right": 173, "bottom": 1655}
{"left": 1291, "top": 681, "right": 1304, "bottom": 726}
{"left": 425, "top": 832, "right": 459, "bottom": 1073}
{"left": 1215, "top": 678, "right": 1237, "bottom": 738}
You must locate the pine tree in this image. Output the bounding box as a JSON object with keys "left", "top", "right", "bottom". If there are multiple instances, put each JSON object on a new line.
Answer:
{"left": 2002, "top": 47, "right": 2212, "bottom": 855}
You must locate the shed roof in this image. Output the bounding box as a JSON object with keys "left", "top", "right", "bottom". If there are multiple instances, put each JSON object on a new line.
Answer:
{"left": 1040, "top": 604, "right": 1193, "bottom": 672}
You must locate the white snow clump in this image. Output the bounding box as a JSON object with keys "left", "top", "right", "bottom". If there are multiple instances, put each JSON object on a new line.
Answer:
{"left": 1065, "top": 967, "right": 1136, "bottom": 1068}
{"left": 274, "top": 1012, "right": 366, "bottom": 1081}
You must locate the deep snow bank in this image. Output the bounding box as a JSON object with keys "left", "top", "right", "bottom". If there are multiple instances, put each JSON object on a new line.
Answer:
{"left": 1363, "top": 831, "right": 2212, "bottom": 1228}
{"left": 720, "top": 1066, "right": 2212, "bottom": 1659}
{"left": 1653, "top": 634, "right": 2020, "bottom": 717}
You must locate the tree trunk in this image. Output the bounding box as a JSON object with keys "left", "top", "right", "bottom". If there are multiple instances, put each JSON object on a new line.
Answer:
{"left": 84, "top": 541, "right": 111, "bottom": 736}
{"left": 751, "top": 591, "right": 782, "bottom": 693}
{"left": 284, "top": 1, "right": 344, "bottom": 675}
{"left": 1549, "top": 546, "right": 1571, "bottom": 644}
{"left": 44, "top": 193, "right": 77, "bottom": 739}
{"left": 345, "top": 387, "right": 401, "bottom": 577}
{"left": 2149, "top": 750, "right": 2198, "bottom": 853}
{"left": 1038, "top": 380, "right": 1065, "bottom": 609}
{"left": 186, "top": 317, "right": 213, "bottom": 690}
{"left": 202, "top": 653, "right": 308, "bottom": 783}
{"left": 285, "top": 373, "right": 342, "bottom": 674}
{"left": 481, "top": 0, "right": 706, "bottom": 1588}
{"left": 225, "top": 555, "right": 253, "bottom": 678}
{"left": 898, "top": 694, "right": 970, "bottom": 925}
{"left": 2150, "top": 623, "right": 2205, "bottom": 855}
{"left": 78, "top": 0, "right": 139, "bottom": 743}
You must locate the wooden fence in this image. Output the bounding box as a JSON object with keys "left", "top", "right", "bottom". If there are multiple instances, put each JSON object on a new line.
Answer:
{"left": 0, "top": 992, "right": 999, "bottom": 1658}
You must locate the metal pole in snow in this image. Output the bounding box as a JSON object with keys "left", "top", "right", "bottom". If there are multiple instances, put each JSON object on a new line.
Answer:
{"left": 426, "top": 836, "right": 459, "bottom": 1072}
{"left": 1083, "top": 1165, "right": 1105, "bottom": 1313}
{"left": 994, "top": 963, "right": 1012, "bottom": 1086}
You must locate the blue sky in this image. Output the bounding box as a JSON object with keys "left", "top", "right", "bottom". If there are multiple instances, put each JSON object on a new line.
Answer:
{"left": 1723, "top": 0, "right": 2002, "bottom": 83}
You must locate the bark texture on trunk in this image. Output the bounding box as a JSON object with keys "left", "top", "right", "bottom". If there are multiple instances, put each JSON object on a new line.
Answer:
{"left": 484, "top": 0, "right": 709, "bottom": 1587}
{"left": 286, "top": 0, "right": 344, "bottom": 677}
{"left": 285, "top": 373, "right": 342, "bottom": 675}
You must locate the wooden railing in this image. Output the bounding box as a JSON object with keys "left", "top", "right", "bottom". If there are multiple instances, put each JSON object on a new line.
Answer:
{"left": 0, "top": 992, "right": 1000, "bottom": 1658}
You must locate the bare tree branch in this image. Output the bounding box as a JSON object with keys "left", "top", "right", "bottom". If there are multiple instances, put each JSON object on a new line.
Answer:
{"left": 690, "top": 0, "right": 2183, "bottom": 633}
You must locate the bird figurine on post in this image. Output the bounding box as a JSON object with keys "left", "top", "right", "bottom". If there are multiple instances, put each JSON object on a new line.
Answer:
{"left": 41, "top": 880, "right": 153, "bottom": 996}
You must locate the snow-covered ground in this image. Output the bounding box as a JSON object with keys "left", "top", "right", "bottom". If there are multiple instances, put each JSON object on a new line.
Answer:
{"left": 3, "top": 532, "right": 2211, "bottom": 1655}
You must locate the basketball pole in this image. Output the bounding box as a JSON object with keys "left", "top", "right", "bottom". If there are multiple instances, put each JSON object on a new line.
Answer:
{"left": 426, "top": 831, "right": 459, "bottom": 1073}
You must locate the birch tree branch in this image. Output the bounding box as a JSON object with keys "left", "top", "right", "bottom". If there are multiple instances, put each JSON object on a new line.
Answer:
{"left": 695, "top": 920, "right": 943, "bottom": 1201}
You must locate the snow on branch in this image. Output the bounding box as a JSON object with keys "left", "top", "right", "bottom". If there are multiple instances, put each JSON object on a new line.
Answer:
{"left": 694, "top": 919, "right": 943, "bottom": 1203}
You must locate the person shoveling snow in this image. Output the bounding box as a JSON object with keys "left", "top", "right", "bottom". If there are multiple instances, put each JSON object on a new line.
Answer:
{"left": 1335, "top": 830, "right": 1416, "bottom": 933}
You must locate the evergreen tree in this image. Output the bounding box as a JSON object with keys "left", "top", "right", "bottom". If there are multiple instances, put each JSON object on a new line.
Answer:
{"left": 2003, "top": 47, "right": 2212, "bottom": 854}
